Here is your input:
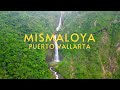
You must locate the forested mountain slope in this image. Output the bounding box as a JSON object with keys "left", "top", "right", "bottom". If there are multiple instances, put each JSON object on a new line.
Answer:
{"left": 0, "top": 11, "right": 120, "bottom": 79}
{"left": 56, "top": 11, "right": 120, "bottom": 79}
{"left": 0, "top": 11, "right": 55, "bottom": 79}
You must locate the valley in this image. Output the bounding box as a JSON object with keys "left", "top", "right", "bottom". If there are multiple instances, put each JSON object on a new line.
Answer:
{"left": 0, "top": 11, "right": 120, "bottom": 79}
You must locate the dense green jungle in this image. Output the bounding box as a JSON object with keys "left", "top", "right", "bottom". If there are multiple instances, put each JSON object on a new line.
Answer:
{"left": 0, "top": 11, "right": 120, "bottom": 79}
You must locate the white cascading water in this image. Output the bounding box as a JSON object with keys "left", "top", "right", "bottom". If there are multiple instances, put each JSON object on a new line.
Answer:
{"left": 54, "top": 11, "right": 63, "bottom": 62}
{"left": 56, "top": 12, "right": 62, "bottom": 31}
{"left": 54, "top": 34, "right": 59, "bottom": 62}
{"left": 50, "top": 67, "right": 58, "bottom": 79}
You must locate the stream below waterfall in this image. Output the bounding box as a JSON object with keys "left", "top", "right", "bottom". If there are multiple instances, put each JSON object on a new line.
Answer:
{"left": 49, "top": 66, "right": 64, "bottom": 79}
{"left": 49, "top": 67, "right": 59, "bottom": 79}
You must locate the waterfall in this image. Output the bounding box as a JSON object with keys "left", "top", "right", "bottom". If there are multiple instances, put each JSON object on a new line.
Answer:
{"left": 54, "top": 34, "right": 59, "bottom": 62}
{"left": 54, "top": 11, "right": 64, "bottom": 62}
{"left": 56, "top": 12, "right": 62, "bottom": 31}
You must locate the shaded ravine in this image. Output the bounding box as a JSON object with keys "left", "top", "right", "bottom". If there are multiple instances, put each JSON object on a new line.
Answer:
{"left": 48, "top": 11, "right": 64, "bottom": 79}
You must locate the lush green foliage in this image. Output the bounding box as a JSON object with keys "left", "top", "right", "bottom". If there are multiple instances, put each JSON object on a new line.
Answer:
{"left": 0, "top": 11, "right": 54, "bottom": 79}
{"left": 56, "top": 11, "right": 120, "bottom": 79}
{"left": 0, "top": 11, "right": 120, "bottom": 79}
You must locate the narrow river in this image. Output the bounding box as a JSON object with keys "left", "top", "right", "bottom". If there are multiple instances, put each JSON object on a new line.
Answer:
{"left": 49, "top": 67, "right": 59, "bottom": 79}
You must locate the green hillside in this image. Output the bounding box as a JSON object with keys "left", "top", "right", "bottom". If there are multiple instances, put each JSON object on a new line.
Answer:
{"left": 0, "top": 11, "right": 120, "bottom": 79}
